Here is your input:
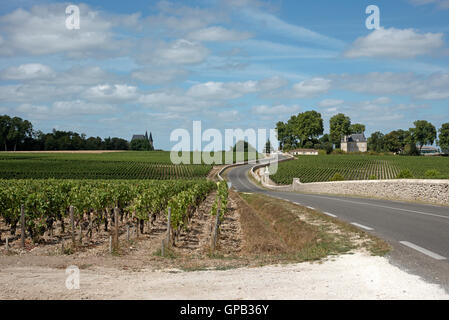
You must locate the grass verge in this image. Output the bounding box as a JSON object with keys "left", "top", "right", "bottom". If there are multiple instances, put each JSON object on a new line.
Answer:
{"left": 237, "top": 192, "right": 390, "bottom": 264}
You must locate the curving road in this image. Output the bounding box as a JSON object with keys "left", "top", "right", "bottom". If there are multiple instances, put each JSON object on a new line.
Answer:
{"left": 226, "top": 157, "right": 449, "bottom": 292}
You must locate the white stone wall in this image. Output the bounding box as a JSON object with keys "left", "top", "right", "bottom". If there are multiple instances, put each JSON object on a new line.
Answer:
{"left": 292, "top": 179, "right": 449, "bottom": 206}
{"left": 341, "top": 142, "right": 367, "bottom": 152}
{"left": 256, "top": 168, "right": 449, "bottom": 206}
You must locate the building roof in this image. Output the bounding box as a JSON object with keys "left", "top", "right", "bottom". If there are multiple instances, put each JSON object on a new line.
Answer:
{"left": 290, "top": 149, "right": 319, "bottom": 152}
{"left": 342, "top": 134, "right": 367, "bottom": 143}
{"left": 131, "top": 134, "right": 146, "bottom": 141}
{"left": 421, "top": 146, "right": 438, "bottom": 150}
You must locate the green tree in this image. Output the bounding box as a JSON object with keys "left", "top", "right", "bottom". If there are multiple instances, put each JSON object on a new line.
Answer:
{"left": 0, "top": 115, "right": 12, "bottom": 151}
{"left": 130, "top": 138, "right": 151, "bottom": 151}
{"left": 438, "top": 123, "right": 449, "bottom": 154}
{"left": 7, "top": 117, "right": 33, "bottom": 151}
{"left": 264, "top": 139, "right": 273, "bottom": 154}
{"left": 330, "top": 113, "right": 351, "bottom": 148}
{"left": 410, "top": 120, "right": 437, "bottom": 152}
{"left": 367, "top": 131, "right": 385, "bottom": 152}
{"left": 275, "top": 121, "right": 287, "bottom": 150}
{"left": 290, "top": 111, "right": 324, "bottom": 147}
{"left": 383, "top": 131, "right": 402, "bottom": 153}
{"left": 350, "top": 123, "right": 366, "bottom": 134}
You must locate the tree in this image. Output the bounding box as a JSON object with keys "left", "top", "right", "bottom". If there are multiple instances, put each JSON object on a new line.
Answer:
{"left": 276, "top": 118, "right": 298, "bottom": 150}
{"left": 383, "top": 131, "right": 402, "bottom": 153}
{"left": 264, "top": 140, "right": 273, "bottom": 154}
{"left": 410, "top": 120, "right": 437, "bottom": 152}
{"left": 367, "top": 131, "right": 385, "bottom": 152}
{"left": 130, "top": 138, "right": 151, "bottom": 151}
{"left": 350, "top": 123, "right": 366, "bottom": 134}
{"left": 330, "top": 113, "right": 351, "bottom": 148}
{"left": 7, "top": 117, "right": 33, "bottom": 151}
{"left": 275, "top": 121, "right": 287, "bottom": 150}
{"left": 438, "top": 123, "right": 449, "bottom": 154}
{"left": 290, "top": 111, "right": 324, "bottom": 147}
{"left": 0, "top": 115, "right": 12, "bottom": 151}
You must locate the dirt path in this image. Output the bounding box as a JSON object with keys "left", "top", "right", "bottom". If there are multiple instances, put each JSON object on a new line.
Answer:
{"left": 1, "top": 251, "right": 447, "bottom": 300}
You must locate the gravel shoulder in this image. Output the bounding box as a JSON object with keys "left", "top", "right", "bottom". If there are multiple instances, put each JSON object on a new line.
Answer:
{"left": 1, "top": 251, "right": 448, "bottom": 300}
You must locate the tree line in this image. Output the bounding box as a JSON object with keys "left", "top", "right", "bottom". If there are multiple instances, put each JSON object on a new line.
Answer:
{"left": 0, "top": 115, "right": 132, "bottom": 151}
{"left": 276, "top": 111, "right": 449, "bottom": 155}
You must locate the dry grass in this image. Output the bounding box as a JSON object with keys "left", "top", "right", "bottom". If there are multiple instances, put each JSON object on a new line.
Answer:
{"left": 237, "top": 192, "right": 390, "bottom": 263}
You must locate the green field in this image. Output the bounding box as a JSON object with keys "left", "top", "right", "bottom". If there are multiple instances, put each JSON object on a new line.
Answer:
{"left": 270, "top": 155, "right": 449, "bottom": 184}
{"left": 0, "top": 151, "right": 259, "bottom": 180}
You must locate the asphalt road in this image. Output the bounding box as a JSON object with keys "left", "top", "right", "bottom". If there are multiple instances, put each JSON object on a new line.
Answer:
{"left": 226, "top": 158, "right": 449, "bottom": 292}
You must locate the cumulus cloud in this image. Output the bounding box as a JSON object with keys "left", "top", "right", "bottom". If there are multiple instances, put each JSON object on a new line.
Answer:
{"left": 344, "top": 27, "right": 445, "bottom": 59}
{"left": 252, "top": 104, "right": 301, "bottom": 115}
{"left": 187, "top": 26, "right": 252, "bottom": 42}
{"left": 0, "top": 4, "right": 135, "bottom": 58}
{"left": 138, "top": 39, "right": 209, "bottom": 65}
{"left": 332, "top": 72, "right": 449, "bottom": 100}
{"left": 186, "top": 77, "right": 285, "bottom": 100}
{"left": 291, "top": 78, "right": 331, "bottom": 98}
{"left": 83, "top": 84, "right": 138, "bottom": 102}
{"left": 318, "top": 99, "right": 344, "bottom": 107}
{"left": 1, "top": 63, "right": 54, "bottom": 80}
{"left": 15, "top": 100, "right": 117, "bottom": 119}
{"left": 131, "top": 68, "right": 189, "bottom": 85}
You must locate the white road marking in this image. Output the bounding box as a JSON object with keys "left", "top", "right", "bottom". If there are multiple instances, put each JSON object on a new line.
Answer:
{"left": 351, "top": 222, "right": 374, "bottom": 231}
{"left": 323, "top": 212, "right": 337, "bottom": 218}
{"left": 400, "top": 241, "right": 447, "bottom": 260}
{"left": 298, "top": 194, "right": 449, "bottom": 220}
{"left": 306, "top": 206, "right": 315, "bottom": 210}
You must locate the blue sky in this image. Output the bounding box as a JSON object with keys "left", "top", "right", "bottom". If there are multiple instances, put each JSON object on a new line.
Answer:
{"left": 0, "top": 0, "right": 448, "bottom": 150}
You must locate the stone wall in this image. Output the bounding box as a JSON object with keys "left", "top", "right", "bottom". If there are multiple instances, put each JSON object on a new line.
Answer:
{"left": 255, "top": 167, "right": 449, "bottom": 206}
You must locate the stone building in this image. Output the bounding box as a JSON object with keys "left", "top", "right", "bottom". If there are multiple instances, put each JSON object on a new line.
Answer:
{"left": 131, "top": 131, "right": 154, "bottom": 150}
{"left": 341, "top": 134, "right": 367, "bottom": 153}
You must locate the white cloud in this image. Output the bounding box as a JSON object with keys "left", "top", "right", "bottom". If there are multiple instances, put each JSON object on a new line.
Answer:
{"left": 1, "top": 63, "right": 54, "bottom": 80}
{"left": 139, "top": 39, "right": 209, "bottom": 65}
{"left": 318, "top": 99, "right": 344, "bottom": 107}
{"left": 187, "top": 26, "right": 252, "bottom": 42}
{"left": 186, "top": 76, "right": 287, "bottom": 100}
{"left": 52, "top": 100, "right": 117, "bottom": 115}
{"left": 345, "top": 27, "right": 445, "bottom": 59}
{"left": 15, "top": 100, "right": 116, "bottom": 119}
{"left": 240, "top": 8, "right": 345, "bottom": 49}
{"left": 0, "top": 4, "right": 134, "bottom": 58}
{"left": 217, "top": 110, "right": 240, "bottom": 121}
{"left": 332, "top": 72, "right": 449, "bottom": 100}
{"left": 291, "top": 78, "right": 331, "bottom": 98}
{"left": 83, "top": 84, "right": 138, "bottom": 102}
{"left": 131, "top": 68, "right": 188, "bottom": 84}
{"left": 409, "top": 0, "right": 449, "bottom": 9}
{"left": 145, "top": 1, "right": 224, "bottom": 36}
{"left": 252, "top": 104, "right": 301, "bottom": 115}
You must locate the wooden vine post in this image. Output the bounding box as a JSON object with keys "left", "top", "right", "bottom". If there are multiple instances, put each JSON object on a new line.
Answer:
{"left": 114, "top": 207, "right": 119, "bottom": 252}
{"left": 211, "top": 208, "right": 221, "bottom": 251}
{"left": 20, "top": 204, "right": 25, "bottom": 248}
{"left": 166, "top": 207, "right": 172, "bottom": 246}
{"left": 69, "top": 205, "right": 75, "bottom": 248}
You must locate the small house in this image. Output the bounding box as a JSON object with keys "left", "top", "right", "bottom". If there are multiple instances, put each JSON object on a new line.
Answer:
{"left": 289, "top": 148, "right": 319, "bottom": 156}
{"left": 341, "top": 134, "right": 367, "bottom": 153}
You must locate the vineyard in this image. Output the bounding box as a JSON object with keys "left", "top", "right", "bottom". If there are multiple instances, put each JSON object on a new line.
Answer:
{"left": 0, "top": 151, "right": 260, "bottom": 180}
{"left": 0, "top": 179, "right": 229, "bottom": 252}
{"left": 270, "top": 155, "right": 449, "bottom": 184}
{"left": 0, "top": 160, "right": 211, "bottom": 180}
